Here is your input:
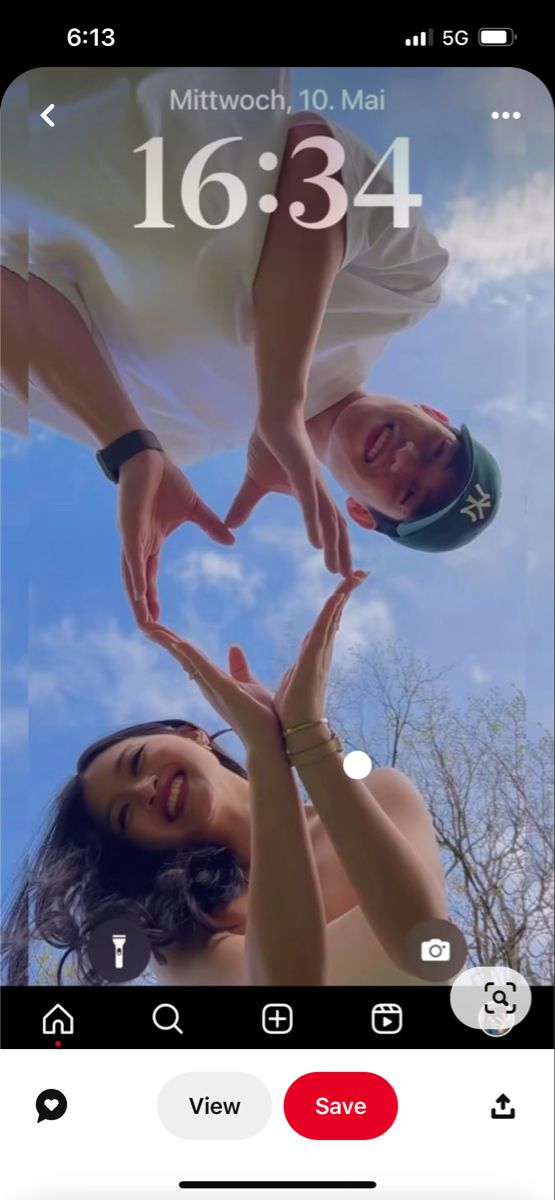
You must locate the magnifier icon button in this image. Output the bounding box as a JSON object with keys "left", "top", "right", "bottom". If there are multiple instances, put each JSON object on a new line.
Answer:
{"left": 153, "top": 1004, "right": 183, "bottom": 1035}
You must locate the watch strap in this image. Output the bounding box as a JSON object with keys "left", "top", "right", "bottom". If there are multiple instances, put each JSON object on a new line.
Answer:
{"left": 96, "top": 430, "right": 164, "bottom": 482}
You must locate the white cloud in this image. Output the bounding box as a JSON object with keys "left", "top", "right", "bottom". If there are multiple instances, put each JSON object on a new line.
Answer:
{"left": 251, "top": 523, "right": 311, "bottom": 558}
{"left": 0, "top": 433, "right": 27, "bottom": 459}
{"left": 334, "top": 596, "right": 394, "bottom": 656}
{"left": 251, "top": 521, "right": 395, "bottom": 659}
{"left": 1, "top": 705, "right": 28, "bottom": 748}
{"left": 437, "top": 172, "right": 554, "bottom": 302}
{"left": 30, "top": 618, "right": 216, "bottom": 731}
{"left": 29, "top": 668, "right": 61, "bottom": 705}
{"left": 469, "top": 662, "right": 492, "bottom": 686}
{"left": 442, "top": 368, "right": 553, "bottom": 587}
{"left": 257, "top": 526, "right": 335, "bottom": 617}
{"left": 1, "top": 424, "right": 59, "bottom": 454}
{"left": 2, "top": 660, "right": 27, "bottom": 685}
{"left": 479, "top": 391, "right": 552, "bottom": 433}
{"left": 168, "top": 549, "right": 264, "bottom": 607}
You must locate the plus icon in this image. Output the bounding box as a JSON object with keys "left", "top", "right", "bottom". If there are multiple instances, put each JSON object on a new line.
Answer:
{"left": 262, "top": 1003, "right": 293, "bottom": 1035}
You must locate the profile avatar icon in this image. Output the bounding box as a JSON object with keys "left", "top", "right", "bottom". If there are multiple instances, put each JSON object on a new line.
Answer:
{"left": 479, "top": 1006, "right": 515, "bottom": 1038}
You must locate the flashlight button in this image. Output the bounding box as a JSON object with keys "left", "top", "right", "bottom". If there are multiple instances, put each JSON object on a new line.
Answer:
{"left": 85, "top": 918, "right": 150, "bottom": 982}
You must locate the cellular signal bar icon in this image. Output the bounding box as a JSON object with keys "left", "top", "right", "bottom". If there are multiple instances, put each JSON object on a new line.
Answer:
{"left": 405, "top": 29, "right": 433, "bottom": 46}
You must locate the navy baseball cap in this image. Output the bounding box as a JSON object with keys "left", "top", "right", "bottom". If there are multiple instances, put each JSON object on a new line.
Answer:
{"left": 372, "top": 426, "right": 502, "bottom": 553}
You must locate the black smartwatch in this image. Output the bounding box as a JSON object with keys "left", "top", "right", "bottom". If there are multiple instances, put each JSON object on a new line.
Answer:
{"left": 96, "top": 430, "right": 164, "bottom": 483}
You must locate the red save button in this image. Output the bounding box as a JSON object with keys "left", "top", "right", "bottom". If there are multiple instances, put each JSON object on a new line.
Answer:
{"left": 284, "top": 1072, "right": 398, "bottom": 1140}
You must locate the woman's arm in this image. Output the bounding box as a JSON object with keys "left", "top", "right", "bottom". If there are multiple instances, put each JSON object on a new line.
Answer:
{"left": 145, "top": 633, "right": 328, "bottom": 986}
{"left": 245, "top": 734, "right": 326, "bottom": 985}
{"left": 154, "top": 755, "right": 446, "bottom": 988}
{"left": 252, "top": 123, "right": 345, "bottom": 411}
{"left": 271, "top": 574, "right": 446, "bottom": 976}
{"left": 290, "top": 734, "right": 446, "bottom": 974}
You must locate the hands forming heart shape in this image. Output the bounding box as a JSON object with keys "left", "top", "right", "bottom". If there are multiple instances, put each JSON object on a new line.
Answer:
{"left": 118, "top": 422, "right": 355, "bottom": 627}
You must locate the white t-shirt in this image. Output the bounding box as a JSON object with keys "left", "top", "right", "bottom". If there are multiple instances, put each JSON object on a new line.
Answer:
{"left": 1, "top": 67, "right": 449, "bottom": 464}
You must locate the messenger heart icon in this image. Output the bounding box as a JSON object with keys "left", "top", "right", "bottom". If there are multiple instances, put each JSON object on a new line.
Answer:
{"left": 36, "top": 1088, "right": 68, "bottom": 1122}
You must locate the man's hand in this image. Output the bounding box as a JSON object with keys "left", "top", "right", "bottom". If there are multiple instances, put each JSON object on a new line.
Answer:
{"left": 118, "top": 450, "right": 234, "bottom": 625}
{"left": 226, "top": 417, "right": 353, "bottom": 576}
{"left": 225, "top": 426, "right": 292, "bottom": 528}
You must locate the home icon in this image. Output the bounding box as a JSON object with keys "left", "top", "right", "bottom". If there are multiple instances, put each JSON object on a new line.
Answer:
{"left": 42, "top": 1004, "right": 74, "bottom": 1036}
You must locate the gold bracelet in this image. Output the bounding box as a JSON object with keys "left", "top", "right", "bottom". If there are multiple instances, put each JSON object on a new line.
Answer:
{"left": 288, "top": 734, "right": 343, "bottom": 768}
{"left": 283, "top": 717, "right": 329, "bottom": 737}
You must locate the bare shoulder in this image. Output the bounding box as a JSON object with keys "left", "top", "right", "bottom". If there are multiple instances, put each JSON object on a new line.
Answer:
{"left": 365, "top": 767, "right": 445, "bottom": 884}
{"left": 365, "top": 765, "right": 428, "bottom": 810}
{"left": 151, "top": 931, "right": 246, "bottom": 987}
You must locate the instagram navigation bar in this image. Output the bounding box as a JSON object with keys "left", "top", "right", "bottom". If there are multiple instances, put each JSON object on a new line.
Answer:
{"left": 2, "top": 985, "right": 551, "bottom": 1051}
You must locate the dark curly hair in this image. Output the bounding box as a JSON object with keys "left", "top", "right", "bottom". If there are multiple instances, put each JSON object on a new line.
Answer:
{"left": 2, "top": 719, "right": 249, "bottom": 986}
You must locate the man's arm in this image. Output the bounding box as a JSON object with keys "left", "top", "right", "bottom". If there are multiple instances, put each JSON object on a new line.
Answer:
{"left": 240, "top": 125, "right": 352, "bottom": 576}
{"left": 1, "top": 267, "right": 29, "bottom": 404}
{"left": 1, "top": 268, "right": 147, "bottom": 444}
{"left": 252, "top": 123, "right": 346, "bottom": 413}
{"left": 1, "top": 267, "right": 233, "bottom": 624}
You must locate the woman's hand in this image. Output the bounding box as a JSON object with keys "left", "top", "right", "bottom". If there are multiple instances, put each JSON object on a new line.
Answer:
{"left": 144, "top": 627, "right": 281, "bottom": 752}
{"left": 274, "top": 571, "right": 367, "bottom": 731}
{"left": 118, "top": 451, "right": 234, "bottom": 626}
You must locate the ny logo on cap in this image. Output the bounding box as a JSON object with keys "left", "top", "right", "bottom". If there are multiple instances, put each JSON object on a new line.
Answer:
{"left": 460, "top": 484, "right": 492, "bottom": 524}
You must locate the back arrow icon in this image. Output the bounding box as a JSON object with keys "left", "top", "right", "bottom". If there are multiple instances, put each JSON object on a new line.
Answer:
{"left": 40, "top": 105, "right": 55, "bottom": 127}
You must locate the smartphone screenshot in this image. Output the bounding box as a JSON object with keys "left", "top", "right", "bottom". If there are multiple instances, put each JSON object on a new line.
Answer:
{"left": 1, "top": 25, "right": 553, "bottom": 1199}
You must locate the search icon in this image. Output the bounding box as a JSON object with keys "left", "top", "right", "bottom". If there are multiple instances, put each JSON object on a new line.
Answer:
{"left": 152, "top": 1003, "right": 183, "bottom": 1035}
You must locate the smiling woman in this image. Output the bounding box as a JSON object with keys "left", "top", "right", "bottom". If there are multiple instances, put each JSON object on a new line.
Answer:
{"left": 2, "top": 577, "right": 447, "bottom": 989}
{"left": 2, "top": 720, "right": 250, "bottom": 986}
{"left": 82, "top": 721, "right": 252, "bottom": 855}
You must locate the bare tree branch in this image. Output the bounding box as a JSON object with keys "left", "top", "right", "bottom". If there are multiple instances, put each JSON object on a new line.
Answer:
{"left": 327, "top": 641, "right": 554, "bottom": 984}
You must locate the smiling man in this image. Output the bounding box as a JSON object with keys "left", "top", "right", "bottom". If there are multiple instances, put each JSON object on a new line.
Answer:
{"left": 229, "top": 388, "right": 500, "bottom": 556}
{"left": 307, "top": 392, "right": 500, "bottom": 552}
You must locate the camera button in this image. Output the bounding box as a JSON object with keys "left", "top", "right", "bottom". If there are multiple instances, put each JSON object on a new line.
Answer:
{"left": 405, "top": 918, "right": 468, "bottom": 981}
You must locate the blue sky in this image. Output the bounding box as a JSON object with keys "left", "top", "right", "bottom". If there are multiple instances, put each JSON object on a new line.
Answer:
{"left": 1, "top": 66, "right": 554, "bottom": 917}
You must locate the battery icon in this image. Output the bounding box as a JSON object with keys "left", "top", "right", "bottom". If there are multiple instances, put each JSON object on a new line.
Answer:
{"left": 479, "top": 28, "right": 515, "bottom": 45}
